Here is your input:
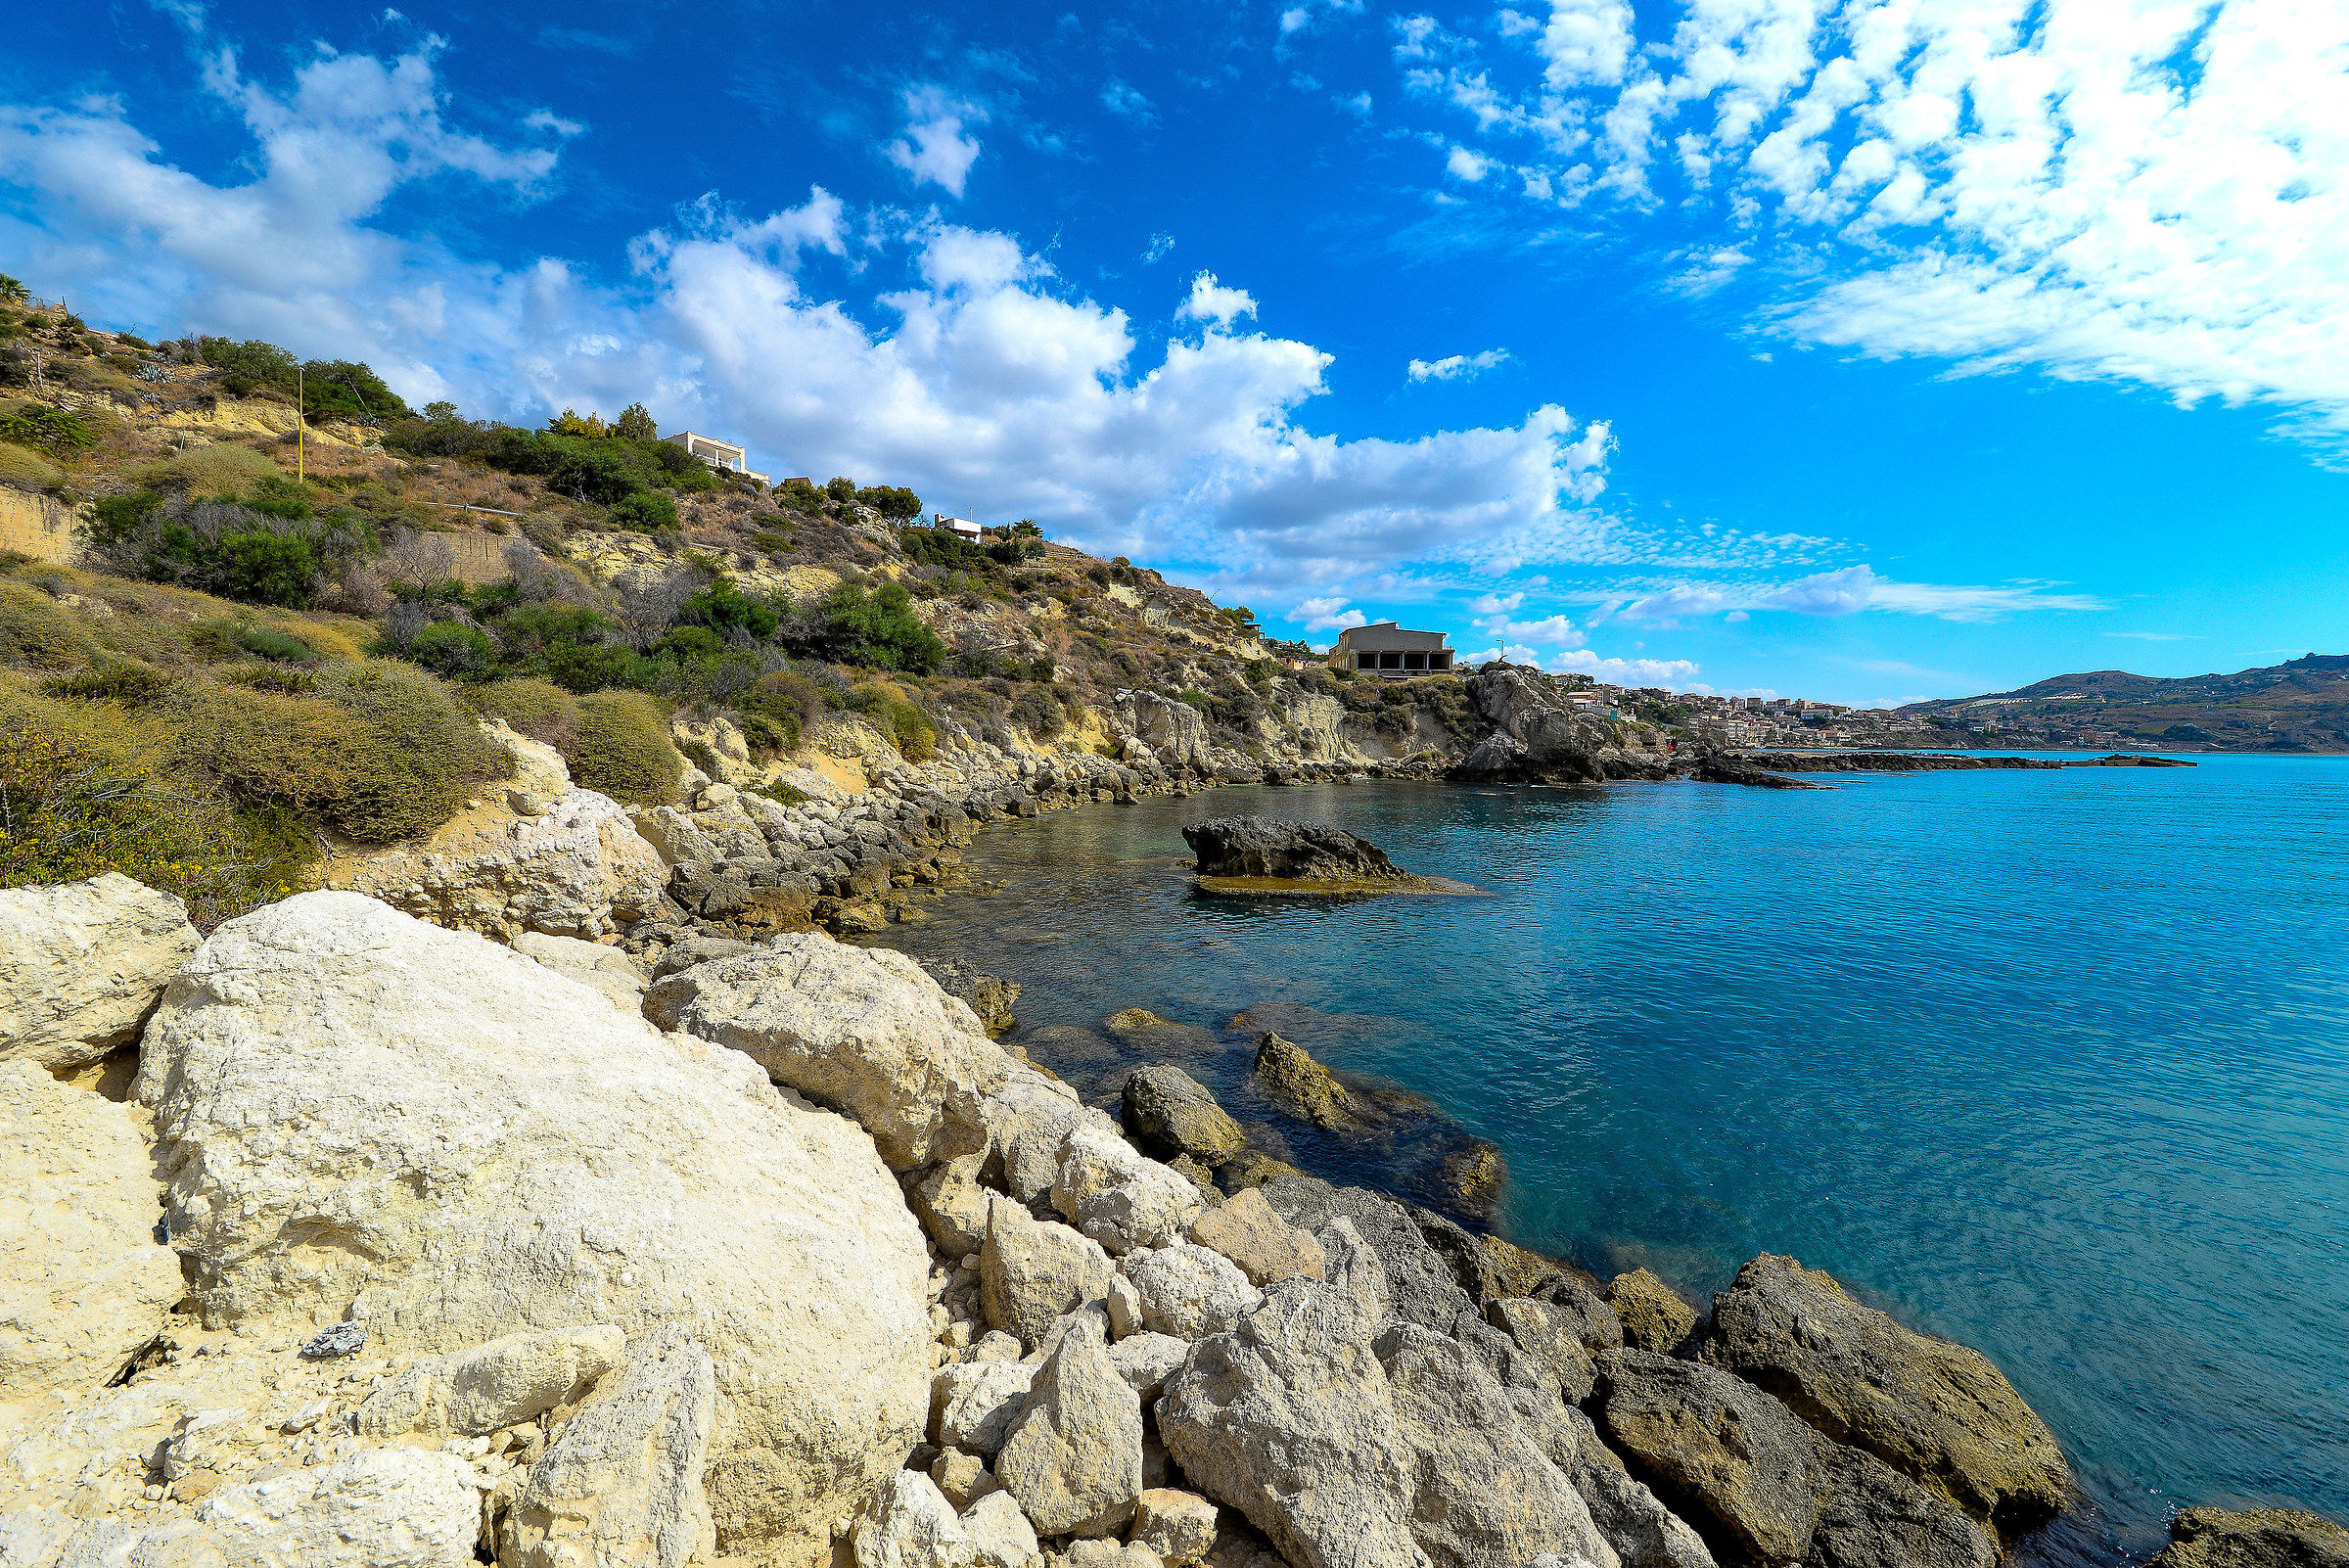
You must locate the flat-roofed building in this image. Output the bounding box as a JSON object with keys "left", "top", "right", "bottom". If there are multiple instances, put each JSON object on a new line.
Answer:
{"left": 663, "top": 431, "right": 770, "bottom": 485}
{"left": 1330, "top": 622, "right": 1455, "bottom": 676}
{"left": 932, "top": 513, "right": 983, "bottom": 540}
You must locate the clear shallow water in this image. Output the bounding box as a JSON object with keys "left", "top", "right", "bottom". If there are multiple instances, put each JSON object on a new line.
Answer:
{"left": 869, "top": 758, "right": 2349, "bottom": 1562}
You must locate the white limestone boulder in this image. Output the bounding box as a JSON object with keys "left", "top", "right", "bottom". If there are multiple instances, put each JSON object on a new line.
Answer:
{"left": 0, "top": 872, "right": 198, "bottom": 1071}
{"left": 995, "top": 1317, "right": 1142, "bottom": 1539}
{"left": 337, "top": 782, "right": 667, "bottom": 941}
{"left": 1050, "top": 1123, "right": 1204, "bottom": 1256}
{"left": 357, "top": 1324, "right": 625, "bottom": 1439}
{"left": 503, "top": 1324, "right": 715, "bottom": 1568}
{"left": 1119, "top": 1245, "right": 1261, "bottom": 1343}
{"left": 1156, "top": 1278, "right": 1433, "bottom": 1568}
{"left": 981, "top": 1197, "right": 1115, "bottom": 1350}
{"left": 645, "top": 933, "right": 1013, "bottom": 1171}
{"left": 133, "top": 892, "right": 933, "bottom": 1567}
{"left": 0, "top": 1059, "right": 181, "bottom": 1397}
{"left": 852, "top": 1469, "right": 1042, "bottom": 1568}
{"left": 510, "top": 931, "right": 648, "bottom": 1011}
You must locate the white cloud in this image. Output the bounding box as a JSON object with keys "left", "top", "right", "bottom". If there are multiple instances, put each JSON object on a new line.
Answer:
{"left": 1297, "top": 596, "right": 1369, "bottom": 631}
{"left": 1446, "top": 145, "right": 1493, "bottom": 181}
{"left": 1100, "top": 79, "right": 1153, "bottom": 118}
{"left": 1141, "top": 232, "right": 1174, "bottom": 263}
{"left": 1596, "top": 565, "right": 2105, "bottom": 623}
{"left": 1280, "top": 8, "right": 1311, "bottom": 34}
{"left": 1405, "top": 0, "right": 2349, "bottom": 447}
{"left": 883, "top": 85, "right": 986, "bottom": 198}
{"left": 1177, "top": 271, "right": 1258, "bottom": 328}
{"left": 1549, "top": 649, "right": 1702, "bottom": 685}
{"left": 0, "top": 36, "right": 1627, "bottom": 612}
{"left": 1409, "top": 346, "right": 1510, "bottom": 382}
{"left": 1474, "top": 606, "right": 1587, "bottom": 649}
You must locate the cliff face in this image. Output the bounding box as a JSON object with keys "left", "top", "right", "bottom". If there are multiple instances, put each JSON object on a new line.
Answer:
{"left": 1450, "top": 665, "right": 1670, "bottom": 783}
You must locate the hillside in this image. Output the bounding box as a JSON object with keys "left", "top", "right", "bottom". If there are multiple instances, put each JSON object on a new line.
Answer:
{"left": 1899, "top": 655, "right": 2349, "bottom": 751}
{"left": 0, "top": 289, "right": 1684, "bottom": 932}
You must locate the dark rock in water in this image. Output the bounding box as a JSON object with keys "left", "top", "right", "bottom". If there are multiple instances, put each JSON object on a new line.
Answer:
{"left": 1180, "top": 815, "right": 1405, "bottom": 881}
{"left": 1609, "top": 1268, "right": 1699, "bottom": 1354}
{"left": 1253, "top": 1032, "right": 1364, "bottom": 1130}
{"left": 1594, "top": 1349, "right": 1825, "bottom": 1566}
{"left": 1122, "top": 1065, "right": 1247, "bottom": 1165}
{"left": 1441, "top": 1140, "right": 1506, "bottom": 1217}
{"left": 1805, "top": 1433, "right": 1998, "bottom": 1568}
{"left": 1256, "top": 1174, "right": 1477, "bottom": 1331}
{"left": 1700, "top": 1253, "right": 2071, "bottom": 1528}
{"left": 1102, "top": 1007, "right": 1221, "bottom": 1057}
{"left": 2148, "top": 1507, "right": 2349, "bottom": 1568}
{"left": 1215, "top": 1149, "right": 1303, "bottom": 1194}
{"left": 918, "top": 957, "right": 1022, "bottom": 1034}
{"left": 1691, "top": 755, "right": 1829, "bottom": 789}
{"left": 300, "top": 1321, "right": 366, "bottom": 1360}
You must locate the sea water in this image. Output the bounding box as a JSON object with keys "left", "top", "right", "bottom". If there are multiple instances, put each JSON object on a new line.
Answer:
{"left": 866, "top": 756, "right": 2349, "bottom": 1562}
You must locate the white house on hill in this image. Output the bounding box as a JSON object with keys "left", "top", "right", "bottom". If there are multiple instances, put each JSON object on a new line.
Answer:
{"left": 932, "top": 512, "right": 982, "bottom": 541}
{"left": 663, "top": 431, "right": 769, "bottom": 485}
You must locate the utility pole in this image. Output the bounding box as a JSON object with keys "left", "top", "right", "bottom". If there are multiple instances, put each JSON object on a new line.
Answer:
{"left": 297, "top": 361, "right": 305, "bottom": 482}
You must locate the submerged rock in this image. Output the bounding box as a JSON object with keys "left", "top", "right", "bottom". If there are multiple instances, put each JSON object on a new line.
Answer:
{"left": 921, "top": 956, "right": 1024, "bottom": 1035}
{"left": 2146, "top": 1506, "right": 2349, "bottom": 1568}
{"left": 1253, "top": 1032, "right": 1361, "bottom": 1130}
{"left": 1123, "top": 1065, "right": 1247, "bottom": 1164}
{"left": 1700, "top": 1254, "right": 2071, "bottom": 1527}
{"left": 1180, "top": 815, "right": 1406, "bottom": 881}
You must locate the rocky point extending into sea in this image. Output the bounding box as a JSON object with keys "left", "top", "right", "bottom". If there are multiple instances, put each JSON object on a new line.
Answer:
{"left": 0, "top": 708, "right": 2322, "bottom": 1568}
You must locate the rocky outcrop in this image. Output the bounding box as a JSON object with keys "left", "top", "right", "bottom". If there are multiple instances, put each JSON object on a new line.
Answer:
{"left": 1377, "top": 1322, "right": 1620, "bottom": 1568}
{"left": 921, "top": 958, "right": 1023, "bottom": 1034}
{"left": 1256, "top": 1176, "right": 1477, "bottom": 1331}
{"left": 0, "top": 871, "right": 198, "bottom": 1071}
{"left": 502, "top": 1324, "right": 717, "bottom": 1568}
{"left": 644, "top": 934, "right": 1009, "bottom": 1171}
{"left": 132, "top": 892, "right": 933, "bottom": 1565}
{"left": 1253, "top": 1032, "right": 1362, "bottom": 1130}
{"left": 357, "top": 1324, "right": 626, "bottom": 1439}
{"left": 1593, "top": 1350, "right": 1827, "bottom": 1566}
{"left": 1187, "top": 1188, "right": 1326, "bottom": 1287}
{"left": 1451, "top": 666, "right": 1665, "bottom": 784}
{"left": 1157, "top": 1280, "right": 1433, "bottom": 1568}
{"left": 1609, "top": 1268, "right": 1698, "bottom": 1354}
{"left": 1180, "top": 815, "right": 1405, "bottom": 881}
{"left": 1700, "top": 1254, "right": 2071, "bottom": 1526}
{"left": 338, "top": 780, "right": 668, "bottom": 941}
{"left": 2146, "top": 1507, "right": 2349, "bottom": 1568}
{"left": 995, "top": 1317, "right": 1143, "bottom": 1538}
{"left": 1122, "top": 1066, "right": 1247, "bottom": 1164}
{"left": 511, "top": 929, "right": 648, "bottom": 1009}
{"left": 1112, "top": 691, "right": 1212, "bottom": 773}
{"left": 0, "top": 1059, "right": 182, "bottom": 1396}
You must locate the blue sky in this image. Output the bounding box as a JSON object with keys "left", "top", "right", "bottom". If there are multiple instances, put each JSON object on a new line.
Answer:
{"left": 5, "top": 0, "right": 2345, "bottom": 704}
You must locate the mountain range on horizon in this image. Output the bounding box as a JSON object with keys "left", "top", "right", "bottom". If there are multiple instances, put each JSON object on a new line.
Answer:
{"left": 1899, "top": 654, "right": 2349, "bottom": 752}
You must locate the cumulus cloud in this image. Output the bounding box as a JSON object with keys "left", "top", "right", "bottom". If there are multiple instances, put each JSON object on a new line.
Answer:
{"left": 1100, "top": 79, "right": 1153, "bottom": 118}
{"left": 1409, "top": 347, "right": 1510, "bottom": 382}
{"left": 1550, "top": 649, "right": 1701, "bottom": 685}
{"left": 1297, "top": 596, "right": 1369, "bottom": 631}
{"left": 1398, "top": 0, "right": 2349, "bottom": 447}
{"left": 884, "top": 85, "right": 986, "bottom": 198}
{"left": 1177, "top": 271, "right": 1258, "bottom": 328}
{"left": 0, "top": 35, "right": 1632, "bottom": 613}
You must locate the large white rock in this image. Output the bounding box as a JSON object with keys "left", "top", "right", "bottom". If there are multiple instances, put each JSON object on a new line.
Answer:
{"left": 1120, "top": 1245, "right": 1260, "bottom": 1343}
{"left": 358, "top": 1324, "right": 625, "bottom": 1439}
{"left": 645, "top": 933, "right": 1012, "bottom": 1171}
{"left": 0, "top": 1059, "right": 181, "bottom": 1397}
{"left": 504, "top": 1324, "right": 716, "bottom": 1568}
{"left": 338, "top": 783, "right": 668, "bottom": 941}
{"left": 981, "top": 1198, "right": 1115, "bottom": 1351}
{"left": 852, "top": 1470, "right": 1042, "bottom": 1568}
{"left": 1049, "top": 1123, "right": 1203, "bottom": 1256}
{"left": 6, "top": 1447, "right": 484, "bottom": 1568}
{"left": 934, "top": 1360, "right": 1036, "bottom": 1457}
{"left": 0, "top": 872, "right": 198, "bottom": 1071}
{"left": 1157, "top": 1279, "right": 1432, "bottom": 1568}
{"left": 511, "top": 932, "right": 648, "bottom": 1011}
{"left": 994, "top": 1317, "right": 1141, "bottom": 1539}
{"left": 133, "top": 892, "right": 933, "bottom": 1566}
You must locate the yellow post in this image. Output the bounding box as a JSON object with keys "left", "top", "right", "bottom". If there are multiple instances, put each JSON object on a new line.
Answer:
{"left": 297, "top": 362, "right": 304, "bottom": 482}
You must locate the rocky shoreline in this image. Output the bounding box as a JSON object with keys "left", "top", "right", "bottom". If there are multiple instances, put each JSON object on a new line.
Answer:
{"left": 6, "top": 835, "right": 2345, "bottom": 1566}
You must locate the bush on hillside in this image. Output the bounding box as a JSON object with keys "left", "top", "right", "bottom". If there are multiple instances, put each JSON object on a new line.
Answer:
{"left": 1010, "top": 684, "right": 1066, "bottom": 740}
{"left": 850, "top": 681, "right": 937, "bottom": 762}
{"left": 0, "top": 714, "right": 297, "bottom": 930}
{"left": 855, "top": 484, "right": 922, "bottom": 520}
{"left": 169, "top": 659, "right": 505, "bottom": 843}
{"left": 128, "top": 444, "right": 285, "bottom": 496}
{"left": 194, "top": 338, "right": 407, "bottom": 423}
{"left": 84, "top": 492, "right": 375, "bottom": 609}
{"left": 0, "top": 442, "right": 65, "bottom": 493}
{"left": 898, "top": 527, "right": 991, "bottom": 573}
{"left": 0, "top": 579, "right": 103, "bottom": 669}
{"left": 0, "top": 405, "right": 97, "bottom": 454}
{"left": 812, "top": 579, "right": 945, "bottom": 673}
{"left": 567, "top": 690, "right": 679, "bottom": 805}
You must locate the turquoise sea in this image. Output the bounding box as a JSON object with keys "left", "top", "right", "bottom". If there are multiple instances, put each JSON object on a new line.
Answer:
{"left": 866, "top": 757, "right": 2349, "bottom": 1564}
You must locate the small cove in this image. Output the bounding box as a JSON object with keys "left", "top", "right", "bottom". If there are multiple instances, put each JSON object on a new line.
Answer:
{"left": 864, "top": 758, "right": 2349, "bottom": 1566}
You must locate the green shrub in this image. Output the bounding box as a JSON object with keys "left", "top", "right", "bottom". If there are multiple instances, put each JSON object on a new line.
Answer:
{"left": 404, "top": 621, "right": 498, "bottom": 679}
{"left": 0, "top": 580, "right": 100, "bottom": 669}
{"left": 610, "top": 490, "right": 679, "bottom": 530}
{"left": 850, "top": 682, "right": 937, "bottom": 762}
{"left": 737, "top": 669, "right": 819, "bottom": 755}
{"left": 170, "top": 660, "right": 505, "bottom": 843}
{"left": 1010, "top": 684, "right": 1065, "bottom": 739}
{"left": 0, "top": 442, "right": 64, "bottom": 492}
{"left": 87, "top": 495, "right": 372, "bottom": 610}
{"left": 43, "top": 661, "right": 170, "bottom": 706}
{"left": 676, "top": 581, "right": 784, "bottom": 638}
{"left": 129, "top": 444, "right": 283, "bottom": 496}
{"left": 898, "top": 526, "right": 992, "bottom": 573}
{"left": 567, "top": 690, "right": 679, "bottom": 805}
{"left": 814, "top": 579, "right": 945, "bottom": 672}
{"left": 0, "top": 714, "right": 299, "bottom": 930}
{"left": 0, "top": 405, "right": 96, "bottom": 453}
{"left": 855, "top": 484, "right": 922, "bottom": 519}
